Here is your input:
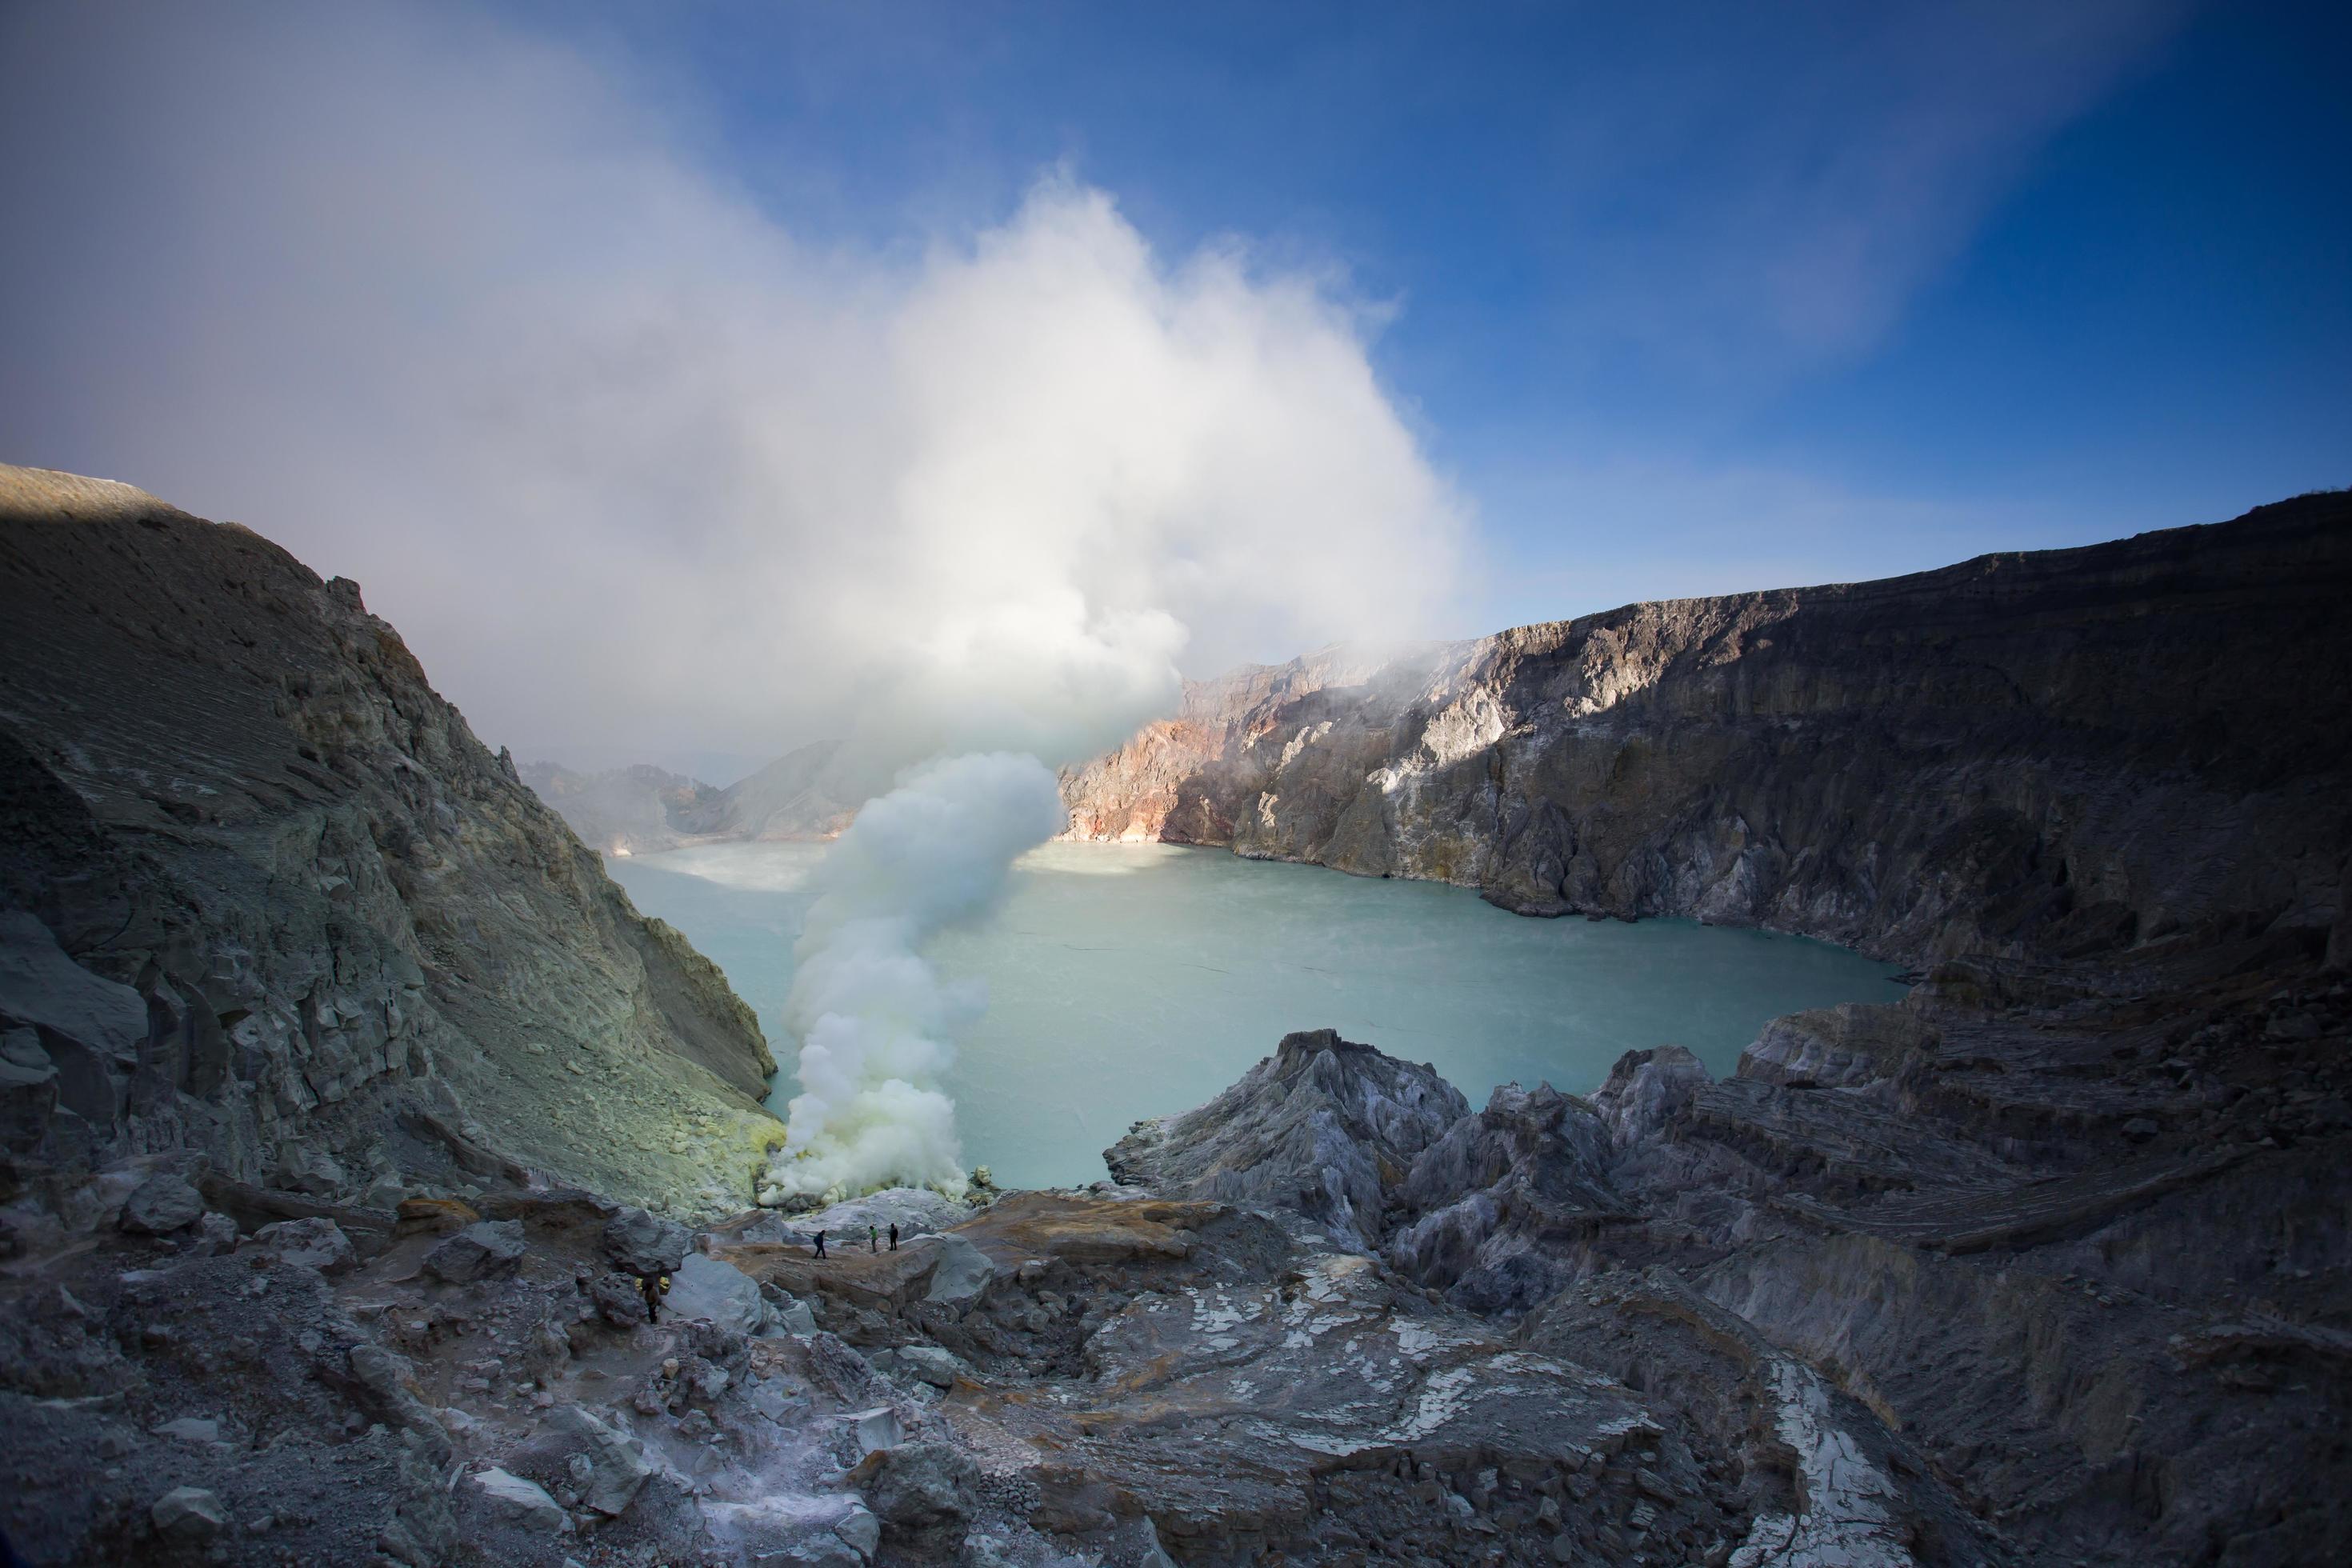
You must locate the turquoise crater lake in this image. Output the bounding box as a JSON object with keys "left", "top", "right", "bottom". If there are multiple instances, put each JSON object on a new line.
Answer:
{"left": 606, "top": 841, "right": 1905, "bottom": 1190}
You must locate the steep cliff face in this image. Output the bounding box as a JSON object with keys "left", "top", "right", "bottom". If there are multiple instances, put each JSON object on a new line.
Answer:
{"left": 1066, "top": 494, "right": 2352, "bottom": 963}
{"left": 0, "top": 466, "right": 779, "bottom": 1214}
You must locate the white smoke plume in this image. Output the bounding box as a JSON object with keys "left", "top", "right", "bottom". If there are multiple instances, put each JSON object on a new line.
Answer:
{"left": 762, "top": 754, "right": 1065, "bottom": 1200}
{"left": 0, "top": 3, "right": 1471, "bottom": 1198}
{"left": 0, "top": 3, "right": 1469, "bottom": 770}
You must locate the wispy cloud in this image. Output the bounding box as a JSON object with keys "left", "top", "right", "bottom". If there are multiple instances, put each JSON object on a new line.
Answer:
{"left": 1530, "top": 0, "right": 2192, "bottom": 386}
{"left": 0, "top": 2, "right": 1467, "bottom": 768}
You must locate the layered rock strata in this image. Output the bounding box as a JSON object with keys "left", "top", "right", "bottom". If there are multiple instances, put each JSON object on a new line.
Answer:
{"left": 0, "top": 464, "right": 779, "bottom": 1216}
{"left": 1064, "top": 493, "right": 2352, "bottom": 965}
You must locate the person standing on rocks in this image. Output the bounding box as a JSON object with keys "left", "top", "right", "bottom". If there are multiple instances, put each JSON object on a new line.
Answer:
{"left": 638, "top": 1270, "right": 670, "bottom": 1324}
{"left": 868, "top": 1223, "right": 878, "bottom": 1253}
{"left": 813, "top": 1229, "right": 826, "bottom": 1258}
{"left": 888, "top": 1222, "right": 898, "bottom": 1252}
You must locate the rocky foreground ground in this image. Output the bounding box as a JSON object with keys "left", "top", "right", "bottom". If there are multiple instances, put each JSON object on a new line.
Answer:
{"left": 6, "top": 972, "right": 2347, "bottom": 1566}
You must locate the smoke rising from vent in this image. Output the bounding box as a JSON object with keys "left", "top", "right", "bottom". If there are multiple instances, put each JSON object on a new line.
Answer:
{"left": 761, "top": 754, "right": 1066, "bottom": 1200}
{"left": 0, "top": 2, "right": 1472, "bottom": 1197}
{"left": 0, "top": 3, "right": 1469, "bottom": 772}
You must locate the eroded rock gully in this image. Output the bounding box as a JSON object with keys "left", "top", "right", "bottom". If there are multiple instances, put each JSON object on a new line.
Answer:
{"left": 5, "top": 467, "right": 2347, "bottom": 1566}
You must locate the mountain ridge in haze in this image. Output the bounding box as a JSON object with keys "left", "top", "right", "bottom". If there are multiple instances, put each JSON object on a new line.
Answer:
{"left": 522, "top": 738, "right": 858, "bottom": 854}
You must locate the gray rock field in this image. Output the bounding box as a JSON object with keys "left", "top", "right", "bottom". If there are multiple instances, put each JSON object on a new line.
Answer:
{"left": 4, "top": 466, "right": 2348, "bottom": 1565}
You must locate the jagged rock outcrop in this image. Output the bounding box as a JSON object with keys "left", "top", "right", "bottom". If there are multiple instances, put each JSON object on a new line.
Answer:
{"left": 1116, "top": 952, "right": 2352, "bottom": 1563}
{"left": 1103, "top": 1028, "right": 1468, "bottom": 1250}
{"left": 1066, "top": 493, "right": 2352, "bottom": 965}
{"left": 0, "top": 464, "right": 780, "bottom": 1216}
{"left": 1386, "top": 1082, "right": 1622, "bottom": 1316}
{"left": 8, "top": 988, "right": 2342, "bottom": 1565}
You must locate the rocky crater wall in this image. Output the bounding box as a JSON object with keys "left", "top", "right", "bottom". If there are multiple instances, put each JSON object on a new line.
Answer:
{"left": 0, "top": 464, "right": 782, "bottom": 1217}
{"left": 1063, "top": 493, "right": 2352, "bottom": 964}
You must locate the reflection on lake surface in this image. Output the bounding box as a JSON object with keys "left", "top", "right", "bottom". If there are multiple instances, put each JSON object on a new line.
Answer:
{"left": 607, "top": 840, "right": 1904, "bottom": 1189}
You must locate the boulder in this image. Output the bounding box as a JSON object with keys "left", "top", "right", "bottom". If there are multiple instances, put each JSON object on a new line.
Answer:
{"left": 662, "top": 1251, "right": 763, "bottom": 1333}
{"left": 118, "top": 1173, "right": 206, "bottom": 1235}
{"left": 270, "top": 1144, "right": 348, "bottom": 1197}
{"left": 150, "top": 1485, "right": 226, "bottom": 1541}
{"left": 189, "top": 1211, "right": 239, "bottom": 1255}
{"left": 763, "top": 1285, "right": 818, "bottom": 1336}
{"left": 358, "top": 1174, "right": 408, "bottom": 1210}
{"left": 872, "top": 1344, "right": 967, "bottom": 1390}
{"left": 806, "top": 1186, "right": 967, "bottom": 1240}
{"left": 601, "top": 1206, "right": 690, "bottom": 1276}
{"left": 346, "top": 1343, "right": 448, "bottom": 1448}
{"left": 850, "top": 1406, "right": 902, "bottom": 1456}
{"left": 834, "top": 1502, "right": 882, "bottom": 1559}
{"left": 587, "top": 1270, "right": 650, "bottom": 1326}
{"left": 922, "top": 1233, "right": 995, "bottom": 1306}
{"left": 425, "top": 1219, "right": 527, "bottom": 1283}
{"left": 471, "top": 1467, "right": 568, "bottom": 1533}
{"left": 859, "top": 1441, "right": 980, "bottom": 1533}
{"left": 542, "top": 1405, "right": 653, "bottom": 1517}
{"left": 248, "top": 1215, "right": 356, "bottom": 1274}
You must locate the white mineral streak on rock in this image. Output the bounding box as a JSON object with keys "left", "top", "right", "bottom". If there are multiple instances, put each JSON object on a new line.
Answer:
{"left": 1414, "top": 689, "right": 1505, "bottom": 768}
{"left": 1729, "top": 1359, "right": 1914, "bottom": 1568}
{"left": 1391, "top": 1363, "right": 1478, "bottom": 1442}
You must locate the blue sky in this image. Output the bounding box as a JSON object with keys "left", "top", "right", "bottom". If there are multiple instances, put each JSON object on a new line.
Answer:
{"left": 507, "top": 0, "right": 2349, "bottom": 615}
{"left": 2, "top": 2, "right": 2346, "bottom": 775}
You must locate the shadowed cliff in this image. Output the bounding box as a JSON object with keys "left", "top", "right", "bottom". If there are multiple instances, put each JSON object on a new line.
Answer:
{"left": 0, "top": 464, "right": 781, "bottom": 1214}
{"left": 1064, "top": 492, "right": 2352, "bottom": 964}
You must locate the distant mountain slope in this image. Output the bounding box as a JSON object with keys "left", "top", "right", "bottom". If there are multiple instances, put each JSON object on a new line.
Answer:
{"left": 713, "top": 738, "right": 858, "bottom": 840}
{"left": 0, "top": 464, "right": 779, "bottom": 1214}
{"left": 1064, "top": 493, "right": 2352, "bottom": 965}
{"left": 524, "top": 738, "right": 855, "bottom": 851}
{"left": 517, "top": 759, "right": 726, "bottom": 854}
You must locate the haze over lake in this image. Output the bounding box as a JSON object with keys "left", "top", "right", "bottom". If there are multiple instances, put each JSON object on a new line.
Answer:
{"left": 608, "top": 841, "right": 1904, "bottom": 1190}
